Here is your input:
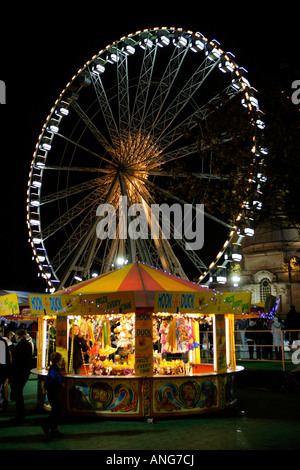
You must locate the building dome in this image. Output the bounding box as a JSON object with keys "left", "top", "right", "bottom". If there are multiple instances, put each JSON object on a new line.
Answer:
{"left": 242, "top": 219, "right": 300, "bottom": 255}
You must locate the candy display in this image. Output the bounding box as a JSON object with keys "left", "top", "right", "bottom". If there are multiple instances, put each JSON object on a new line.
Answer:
{"left": 88, "top": 357, "right": 135, "bottom": 376}
{"left": 154, "top": 358, "right": 186, "bottom": 375}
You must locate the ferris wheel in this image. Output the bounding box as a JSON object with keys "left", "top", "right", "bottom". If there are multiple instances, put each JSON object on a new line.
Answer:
{"left": 27, "top": 27, "right": 266, "bottom": 291}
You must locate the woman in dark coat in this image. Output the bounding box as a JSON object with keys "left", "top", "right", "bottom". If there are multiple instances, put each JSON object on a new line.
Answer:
{"left": 68, "top": 324, "right": 89, "bottom": 374}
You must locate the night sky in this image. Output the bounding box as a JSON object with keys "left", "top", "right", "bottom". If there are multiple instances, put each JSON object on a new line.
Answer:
{"left": 0, "top": 4, "right": 298, "bottom": 292}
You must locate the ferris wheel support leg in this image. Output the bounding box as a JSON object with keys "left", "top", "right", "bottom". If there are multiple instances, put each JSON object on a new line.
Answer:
{"left": 57, "top": 217, "right": 100, "bottom": 289}
{"left": 118, "top": 172, "right": 136, "bottom": 264}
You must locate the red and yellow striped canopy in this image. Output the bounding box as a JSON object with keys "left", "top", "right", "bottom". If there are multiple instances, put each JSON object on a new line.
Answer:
{"left": 58, "top": 262, "right": 211, "bottom": 309}
{"left": 59, "top": 262, "right": 209, "bottom": 294}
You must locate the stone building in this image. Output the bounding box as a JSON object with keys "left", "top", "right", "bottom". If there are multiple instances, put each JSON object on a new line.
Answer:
{"left": 239, "top": 217, "right": 300, "bottom": 318}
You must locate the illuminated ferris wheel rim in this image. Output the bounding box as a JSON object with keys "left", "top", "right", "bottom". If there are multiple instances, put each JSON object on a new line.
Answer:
{"left": 26, "top": 26, "right": 266, "bottom": 290}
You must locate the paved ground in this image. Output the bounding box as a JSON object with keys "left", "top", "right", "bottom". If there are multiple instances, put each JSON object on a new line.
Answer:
{"left": 0, "top": 371, "right": 300, "bottom": 456}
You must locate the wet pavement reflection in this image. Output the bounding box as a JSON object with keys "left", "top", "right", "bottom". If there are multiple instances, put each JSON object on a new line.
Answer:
{"left": 0, "top": 377, "right": 299, "bottom": 451}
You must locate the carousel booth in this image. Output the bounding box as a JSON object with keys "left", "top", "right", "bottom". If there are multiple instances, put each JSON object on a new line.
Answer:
{"left": 30, "top": 262, "right": 251, "bottom": 419}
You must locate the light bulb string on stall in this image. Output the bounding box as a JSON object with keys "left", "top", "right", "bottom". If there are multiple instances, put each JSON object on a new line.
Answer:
{"left": 68, "top": 322, "right": 74, "bottom": 375}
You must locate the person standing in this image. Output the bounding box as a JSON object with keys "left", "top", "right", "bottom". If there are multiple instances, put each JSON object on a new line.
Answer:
{"left": 42, "top": 351, "right": 65, "bottom": 438}
{"left": 285, "top": 305, "right": 300, "bottom": 343}
{"left": 271, "top": 316, "right": 283, "bottom": 360}
{"left": 245, "top": 320, "right": 256, "bottom": 360}
{"left": 10, "top": 329, "right": 32, "bottom": 424}
{"left": 255, "top": 318, "right": 268, "bottom": 360}
{"left": 0, "top": 336, "right": 10, "bottom": 411}
{"left": 0, "top": 332, "right": 13, "bottom": 411}
{"left": 68, "top": 324, "right": 89, "bottom": 374}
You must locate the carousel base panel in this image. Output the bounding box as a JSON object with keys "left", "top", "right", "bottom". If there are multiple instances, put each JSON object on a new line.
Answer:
{"left": 32, "top": 367, "right": 243, "bottom": 418}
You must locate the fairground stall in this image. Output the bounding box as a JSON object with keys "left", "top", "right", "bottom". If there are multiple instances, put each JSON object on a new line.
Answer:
{"left": 30, "top": 262, "right": 252, "bottom": 419}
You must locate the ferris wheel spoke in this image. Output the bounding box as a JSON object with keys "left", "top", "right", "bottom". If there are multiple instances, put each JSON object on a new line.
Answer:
{"left": 135, "top": 172, "right": 233, "bottom": 230}
{"left": 41, "top": 187, "right": 106, "bottom": 241}
{"left": 87, "top": 173, "right": 121, "bottom": 266}
{"left": 151, "top": 230, "right": 188, "bottom": 278}
{"left": 44, "top": 165, "right": 111, "bottom": 174}
{"left": 126, "top": 172, "right": 217, "bottom": 273}
{"left": 89, "top": 69, "right": 120, "bottom": 144}
{"left": 54, "top": 220, "right": 100, "bottom": 285}
{"left": 135, "top": 191, "right": 188, "bottom": 277}
{"left": 130, "top": 44, "right": 158, "bottom": 131}
{"left": 50, "top": 200, "right": 101, "bottom": 273}
{"left": 118, "top": 173, "right": 185, "bottom": 274}
{"left": 51, "top": 173, "right": 118, "bottom": 273}
{"left": 163, "top": 217, "right": 208, "bottom": 271}
{"left": 143, "top": 45, "right": 189, "bottom": 134}
{"left": 158, "top": 83, "right": 241, "bottom": 152}
{"left": 70, "top": 100, "right": 114, "bottom": 156}
{"left": 98, "top": 237, "right": 117, "bottom": 274}
{"left": 155, "top": 182, "right": 233, "bottom": 230}
{"left": 148, "top": 170, "right": 227, "bottom": 181}
{"left": 158, "top": 136, "right": 233, "bottom": 169}
{"left": 56, "top": 132, "right": 119, "bottom": 168}
{"left": 116, "top": 53, "right": 131, "bottom": 134}
{"left": 39, "top": 177, "right": 105, "bottom": 205}
{"left": 152, "top": 56, "right": 219, "bottom": 140}
{"left": 158, "top": 143, "right": 197, "bottom": 164}
{"left": 55, "top": 176, "right": 117, "bottom": 286}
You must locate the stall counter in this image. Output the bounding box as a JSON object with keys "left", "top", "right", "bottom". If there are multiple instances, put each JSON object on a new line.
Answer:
{"left": 32, "top": 366, "right": 243, "bottom": 419}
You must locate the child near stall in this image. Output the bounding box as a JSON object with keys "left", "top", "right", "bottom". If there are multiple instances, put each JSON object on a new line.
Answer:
{"left": 42, "top": 351, "right": 65, "bottom": 438}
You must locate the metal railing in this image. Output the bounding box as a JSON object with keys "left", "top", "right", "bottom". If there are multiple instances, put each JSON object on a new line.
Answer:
{"left": 234, "top": 329, "right": 300, "bottom": 371}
